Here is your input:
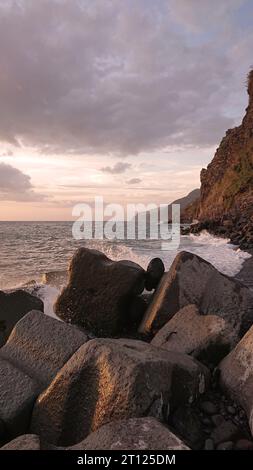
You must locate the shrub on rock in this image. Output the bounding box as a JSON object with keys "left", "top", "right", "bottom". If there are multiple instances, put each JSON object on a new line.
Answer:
{"left": 54, "top": 248, "right": 146, "bottom": 336}
{"left": 31, "top": 338, "right": 209, "bottom": 446}
{"left": 139, "top": 251, "right": 253, "bottom": 339}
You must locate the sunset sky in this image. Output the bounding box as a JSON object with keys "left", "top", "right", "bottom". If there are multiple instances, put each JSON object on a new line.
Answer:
{"left": 0, "top": 0, "right": 252, "bottom": 220}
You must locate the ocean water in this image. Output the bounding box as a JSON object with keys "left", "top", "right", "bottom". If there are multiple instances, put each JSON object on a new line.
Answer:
{"left": 0, "top": 221, "right": 251, "bottom": 317}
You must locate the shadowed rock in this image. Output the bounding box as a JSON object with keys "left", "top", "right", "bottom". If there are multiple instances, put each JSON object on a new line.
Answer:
{"left": 54, "top": 248, "right": 146, "bottom": 336}
{"left": 0, "top": 290, "right": 43, "bottom": 347}
{"left": 219, "top": 324, "right": 253, "bottom": 437}
{"left": 145, "top": 258, "right": 165, "bottom": 291}
{"left": 139, "top": 251, "right": 253, "bottom": 338}
{"left": 31, "top": 338, "right": 209, "bottom": 446}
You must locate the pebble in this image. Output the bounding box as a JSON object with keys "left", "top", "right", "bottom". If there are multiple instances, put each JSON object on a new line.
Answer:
{"left": 227, "top": 406, "right": 236, "bottom": 415}
{"left": 200, "top": 401, "right": 218, "bottom": 415}
{"left": 201, "top": 417, "right": 212, "bottom": 426}
{"left": 216, "top": 441, "right": 234, "bottom": 451}
{"left": 211, "top": 420, "right": 240, "bottom": 445}
{"left": 212, "top": 414, "right": 225, "bottom": 427}
{"left": 205, "top": 439, "right": 214, "bottom": 450}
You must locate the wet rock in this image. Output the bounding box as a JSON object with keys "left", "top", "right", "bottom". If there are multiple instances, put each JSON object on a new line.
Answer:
{"left": 139, "top": 251, "right": 253, "bottom": 339}
{"left": 0, "top": 290, "right": 43, "bottom": 347}
{"left": 211, "top": 420, "right": 240, "bottom": 445}
{"left": 31, "top": 338, "right": 209, "bottom": 446}
{"left": 72, "top": 417, "right": 190, "bottom": 450}
{"left": 151, "top": 304, "right": 234, "bottom": 365}
{"left": 171, "top": 405, "right": 203, "bottom": 449}
{"left": 219, "top": 324, "right": 253, "bottom": 436}
{"left": 55, "top": 248, "right": 146, "bottom": 336}
{"left": 1, "top": 434, "right": 40, "bottom": 450}
{"left": 145, "top": 258, "right": 165, "bottom": 291}
{"left": 0, "top": 311, "right": 88, "bottom": 438}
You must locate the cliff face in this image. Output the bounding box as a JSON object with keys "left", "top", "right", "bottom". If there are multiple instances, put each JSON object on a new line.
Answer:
{"left": 193, "top": 71, "right": 253, "bottom": 248}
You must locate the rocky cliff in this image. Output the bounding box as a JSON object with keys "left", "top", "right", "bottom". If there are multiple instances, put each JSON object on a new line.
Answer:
{"left": 189, "top": 71, "right": 253, "bottom": 249}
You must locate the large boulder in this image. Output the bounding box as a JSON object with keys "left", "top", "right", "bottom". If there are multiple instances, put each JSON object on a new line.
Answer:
{"left": 0, "top": 290, "right": 43, "bottom": 347}
{"left": 152, "top": 304, "right": 236, "bottom": 365}
{"left": 54, "top": 248, "right": 146, "bottom": 336}
{"left": 0, "top": 311, "right": 88, "bottom": 438}
{"left": 72, "top": 417, "right": 190, "bottom": 450}
{"left": 219, "top": 324, "right": 253, "bottom": 436}
{"left": 139, "top": 251, "right": 253, "bottom": 338}
{"left": 31, "top": 338, "right": 209, "bottom": 446}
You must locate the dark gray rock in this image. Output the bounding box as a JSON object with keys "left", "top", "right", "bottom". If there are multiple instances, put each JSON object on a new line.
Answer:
{"left": 0, "top": 290, "right": 43, "bottom": 347}
{"left": 0, "top": 310, "right": 89, "bottom": 386}
{"left": 0, "top": 311, "right": 88, "bottom": 438}
{"left": 145, "top": 258, "right": 165, "bottom": 291}
{"left": 171, "top": 405, "right": 203, "bottom": 449}
{"left": 31, "top": 338, "right": 209, "bottom": 446}
{"left": 54, "top": 248, "right": 146, "bottom": 336}
{"left": 0, "top": 357, "right": 39, "bottom": 437}
{"left": 139, "top": 251, "right": 253, "bottom": 339}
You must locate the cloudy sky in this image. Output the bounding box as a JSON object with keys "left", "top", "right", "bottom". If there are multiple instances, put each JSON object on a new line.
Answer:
{"left": 0, "top": 0, "right": 252, "bottom": 220}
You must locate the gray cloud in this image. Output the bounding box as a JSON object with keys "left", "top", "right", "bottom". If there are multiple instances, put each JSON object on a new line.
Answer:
{"left": 101, "top": 161, "right": 132, "bottom": 174}
{"left": 0, "top": 149, "right": 13, "bottom": 157}
{"left": 127, "top": 178, "right": 142, "bottom": 184}
{"left": 0, "top": 162, "right": 45, "bottom": 201}
{"left": 0, "top": 0, "right": 251, "bottom": 156}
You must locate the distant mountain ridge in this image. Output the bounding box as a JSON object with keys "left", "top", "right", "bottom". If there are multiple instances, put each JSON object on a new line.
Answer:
{"left": 135, "top": 188, "right": 200, "bottom": 223}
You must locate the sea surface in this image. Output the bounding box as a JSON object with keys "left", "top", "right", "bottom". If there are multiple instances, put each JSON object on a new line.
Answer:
{"left": 0, "top": 221, "right": 251, "bottom": 317}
